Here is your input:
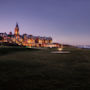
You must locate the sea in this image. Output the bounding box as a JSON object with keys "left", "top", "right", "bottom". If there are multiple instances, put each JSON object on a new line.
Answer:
{"left": 77, "top": 45, "right": 90, "bottom": 49}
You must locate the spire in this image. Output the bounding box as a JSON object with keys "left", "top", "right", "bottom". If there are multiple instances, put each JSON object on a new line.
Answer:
{"left": 14, "top": 22, "right": 19, "bottom": 35}
{"left": 16, "top": 22, "right": 19, "bottom": 28}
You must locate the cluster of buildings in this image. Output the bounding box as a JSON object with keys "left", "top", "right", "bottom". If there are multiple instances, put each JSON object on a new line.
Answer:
{"left": 0, "top": 23, "right": 60, "bottom": 48}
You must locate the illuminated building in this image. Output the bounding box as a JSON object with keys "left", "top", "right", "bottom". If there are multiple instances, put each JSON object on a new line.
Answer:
{"left": 0, "top": 23, "right": 61, "bottom": 48}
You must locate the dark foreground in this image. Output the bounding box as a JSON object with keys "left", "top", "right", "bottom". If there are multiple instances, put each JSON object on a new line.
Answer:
{"left": 0, "top": 47, "right": 90, "bottom": 90}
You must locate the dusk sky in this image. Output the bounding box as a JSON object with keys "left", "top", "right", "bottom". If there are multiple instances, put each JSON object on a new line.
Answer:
{"left": 0, "top": 0, "right": 90, "bottom": 45}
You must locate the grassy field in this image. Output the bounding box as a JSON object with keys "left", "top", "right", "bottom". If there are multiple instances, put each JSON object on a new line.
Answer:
{"left": 0, "top": 47, "right": 90, "bottom": 90}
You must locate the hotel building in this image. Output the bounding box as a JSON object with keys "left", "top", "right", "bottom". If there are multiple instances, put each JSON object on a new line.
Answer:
{"left": 0, "top": 23, "right": 60, "bottom": 48}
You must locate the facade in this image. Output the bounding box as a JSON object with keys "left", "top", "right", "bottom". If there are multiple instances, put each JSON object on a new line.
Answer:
{"left": 0, "top": 23, "right": 60, "bottom": 48}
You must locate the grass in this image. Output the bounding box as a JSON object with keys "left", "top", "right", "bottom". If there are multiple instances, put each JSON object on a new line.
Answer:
{"left": 0, "top": 47, "right": 90, "bottom": 90}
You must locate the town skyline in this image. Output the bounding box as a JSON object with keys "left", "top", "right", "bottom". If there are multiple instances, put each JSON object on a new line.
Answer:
{"left": 0, "top": 23, "right": 59, "bottom": 48}
{"left": 0, "top": 22, "right": 52, "bottom": 39}
{"left": 0, "top": 0, "right": 90, "bottom": 45}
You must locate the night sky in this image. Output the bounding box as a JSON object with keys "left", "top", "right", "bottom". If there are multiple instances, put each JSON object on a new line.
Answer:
{"left": 0, "top": 0, "right": 90, "bottom": 45}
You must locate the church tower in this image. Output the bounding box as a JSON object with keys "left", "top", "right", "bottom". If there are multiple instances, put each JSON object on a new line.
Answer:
{"left": 14, "top": 23, "right": 19, "bottom": 36}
